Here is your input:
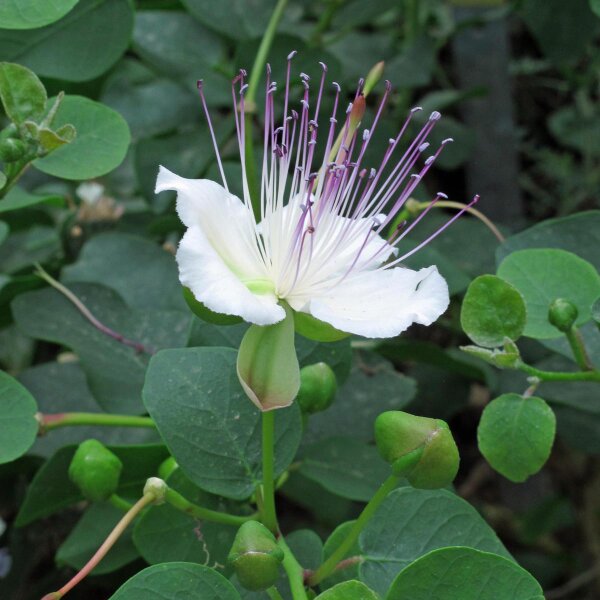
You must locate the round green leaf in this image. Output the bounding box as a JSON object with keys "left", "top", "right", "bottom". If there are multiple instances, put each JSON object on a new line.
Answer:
{"left": 316, "top": 581, "right": 378, "bottom": 600}
{"left": 0, "top": 62, "right": 46, "bottom": 124}
{"left": 497, "top": 248, "right": 600, "bottom": 339}
{"left": 142, "top": 347, "right": 302, "bottom": 500}
{"left": 0, "top": 370, "right": 38, "bottom": 464}
{"left": 0, "top": 0, "right": 133, "bottom": 82}
{"left": 110, "top": 562, "right": 240, "bottom": 600}
{"left": 0, "top": 0, "right": 78, "bottom": 29}
{"left": 592, "top": 0, "right": 600, "bottom": 17}
{"left": 478, "top": 393, "right": 556, "bottom": 483}
{"left": 34, "top": 95, "right": 130, "bottom": 179}
{"left": 387, "top": 547, "right": 544, "bottom": 600}
{"left": 461, "top": 274, "right": 527, "bottom": 347}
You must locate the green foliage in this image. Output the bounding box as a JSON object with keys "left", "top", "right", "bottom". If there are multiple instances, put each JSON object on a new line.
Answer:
{"left": 478, "top": 394, "right": 556, "bottom": 483}
{"left": 0, "top": 62, "right": 46, "bottom": 124}
{"left": 461, "top": 275, "right": 527, "bottom": 347}
{"left": 497, "top": 249, "right": 600, "bottom": 339}
{"left": 0, "top": 0, "right": 78, "bottom": 30}
{"left": 387, "top": 547, "right": 544, "bottom": 600}
{"left": 315, "top": 580, "right": 378, "bottom": 600}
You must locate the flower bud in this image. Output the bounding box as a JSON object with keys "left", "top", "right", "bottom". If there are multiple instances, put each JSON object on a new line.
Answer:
{"left": 548, "top": 298, "right": 578, "bottom": 333}
{"left": 143, "top": 477, "right": 167, "bottom": 505}
{"left": 182, "top": 286, "right": 242, "bottom": 325}
{"left": 297, "top": 362, "right": 337, "bottom": 415}
{"left": 375, "top": 411, "right": 460, "bottom": 489}
{"left": 0, "top": 138, "right": 26, "bottom": 162}
{"left": 68, "top": 439, "right": 123, "bottom": 502}
{"left": 228, "top": 521, "right": 284, "bottom": 591}
{"left": 237, "top": 303, "right": 300, "bottom": 411}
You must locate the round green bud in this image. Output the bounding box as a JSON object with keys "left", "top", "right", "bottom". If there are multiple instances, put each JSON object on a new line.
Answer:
{"left": 228, "top": 521, "right": 284, "bottom": 591}
{"left": 297, "top": 362, "right": 337, "bottom": 414}
{"left": 375, "top": 411, "right": 460, "bottom": 489}
{"left": 548, "top": 298, "right": 578, "bottom": 333}
{"left": 68, "top": 439, "right": 123, "bottom": 501}
{"left": 0, "top": 138, "right": 27, "bottom": 162}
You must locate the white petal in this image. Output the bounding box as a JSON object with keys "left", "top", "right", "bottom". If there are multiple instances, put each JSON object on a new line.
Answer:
{"left": 307, "top": 266, "right": 449, "bottom": 338}
{"left": 177, "top": 227, "right": 285, "bottom": 325}
{"left": 156, "top": 165, "right": 266, "bottom": 281}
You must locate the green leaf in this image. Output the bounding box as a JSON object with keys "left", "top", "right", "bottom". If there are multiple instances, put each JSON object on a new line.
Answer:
{"left": 592, "top": 297, "right": 600, "bottom": 326}
{"left": 0, "top": 0, "right": 133, "bottom": 82}
{"left": 143, "top": 347, "right": 302, "bottom": 500}
{"left": 497, "top": 211, "right": 600, "bottom": 272}
{"left": 15, "top": 444, "right": 168, "bottom": 526}
{"left": 63, "top": 232, "right": 186, "bottom": 312}
{"left": 110, "top": 562, "right": 241, "bottom": 599}
{"left": 133, "top": 469, "right": 240, "bottom": 569}
{"left": 461, "top": 275, "right": 527, "bottom": 348}
{"left": 133, "top": 10, "right": 223, "bottom": 76}
{"left": 0, "top": 62, "right": 46, "bottom": 124}
{"left": 321, "top": 521, "right": 360, "bottom": 590}
{"left": 300, "top": 437, "right": 394, "bottom": 502}
{"left": 0, "top": 186, "right": 64, "bottom": 214}
{"left": 0, "top": 370, "right": 38, "bottom": 464}
{"left": 0, "top": 220, "right": 8, "bottom": 245}
{"left": 12, "top": 283, "right": 190, "bottom": 413}
{"left": 181, "top": 0, "right": 275, "bottom": 41}
{"left": 387, "top": 547, "right": 543, "bottom": 600}
{"left": 0, "top": 0, "right": 78, "bottom": 29}
{"left": 0, "top": 225, "right": 61, "bottom": 274}
{"left": 497, "top": 249, "right": 600, "bottom": 339}
{"left": 56, "top": 502, "right": 139, "bottom": 575}
{"left": 359, "top": 488, "right": 511, "bottom": 596}
{"left": 34, "top": 95, "right": 130, "bottom": 179}
{"left": 316, "top": 581, "right": 378, "bottom": 600}
{"left": 19, "top": 361, "right": 157, "bottom": 458}
{"left": 592, "top": 0, "right": 600, "bottom": 17}
{"left": 478, "top": 393, "right": 556, "bottom": 483}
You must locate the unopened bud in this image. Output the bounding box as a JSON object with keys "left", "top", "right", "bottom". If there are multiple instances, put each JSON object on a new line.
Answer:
{"left": 0, "top": 138, "right": 26, "bottom": 162}
{"left": 143, "top": 477, "right": 167, "bottom": 505}
{"left": 237, "top": 303, "right": 300, "bottom": 411}
{"left": 548, "top": 298, "right": 578, "bottom": 333}
{"left": 229, "top": 521, "right": 284, "bottom": 591}
{"left": 375, "top": 411, "right": 460, "bottom": 489}
{"left": 297, "top": 362, "right": 337, "bottom": 415}
{"left": 68, "top": 439, "right": 122, "bottom": 501}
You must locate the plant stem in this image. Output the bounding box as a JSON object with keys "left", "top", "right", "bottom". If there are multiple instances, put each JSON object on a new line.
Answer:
{"left": 39, "top": 412, "right": 156, "bottom": 433}
{"left": 279, "top": 535, "right": 309, "bottom": 600}
{"left": 244, "top": 0, "right": 288, "bottom": 218}
{"left": 108, "top": 493, "right": 134, "bottom": 512}
{"left": 565, "top": 326, "right": 594, "bottom": 371}
{"left": 261, "top": 411, "right": 278, "bottom": 533}
{"left": 34, "top": 265, "right": 153, "bottom": 354}
{"left": 404, "top": 0, "right": 420, "bottom": 45}
{"left": 267, "top": 587, "right": 286, "bottom": 600}
{"left": 164, "top": 486, "right": 255, "bottom": 526}
{"left": 42, "top": 492, "right": 155, "bottom": 599}
{"left": 517, "top": 361, "right": 600, "bottom": 382}
{"left": 308, "top": 472, "right": 400, "bottom": 586}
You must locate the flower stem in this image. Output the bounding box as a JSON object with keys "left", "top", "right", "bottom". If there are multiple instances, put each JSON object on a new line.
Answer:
{"left": 244, "top": 0, "right": 288, "bottom": 218}
{"left": 34, "top": 265, "right": 153, "bottom": 354}
{"left": 267, "top": 587, "right": 286, "bottom": 600}
{"left": 565, "top": 326, "right": 594, "bottom": 371}
{"left": 308, "top": 472, "right": 400, "bottom": 586}
{"left": 108, "top": 493, "right": 134, "bottom": 512}
{"left": 164, "top": 486, "right": 256, "bottom": 526}
{"left": 42, "top": 492, "right": 155, "bottom": 599}
{"left": 261, "top": 410, "right": 279, "bottom": 533}
{"left": 279, "top": 535, "right": 309, "bottom": 600}
{"left": 39, "top": 412, "right": 156, "bottom": 433}
{"left": 517, "top": 361, "right": 600, "bottom": 382}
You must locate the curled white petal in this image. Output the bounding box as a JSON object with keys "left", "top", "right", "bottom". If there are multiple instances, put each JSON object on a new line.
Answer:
{"left": 307, "top": 266, "right": 449, "bottom": 338}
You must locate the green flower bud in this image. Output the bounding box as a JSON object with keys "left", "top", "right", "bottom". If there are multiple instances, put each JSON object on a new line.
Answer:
{"left": 228, "top": 521, "right": 284, "bottom": 591}
{"left": 0, "top": 138, "right": 26, "bottom": 162}
{"left": 548, "top": 298, "right": 578, "bottom": 333}
{"left": 183, "top": 287, "right": 242, "bottom": 325}
{"left": 375, "top": 411, "right": 460, "bottom": 489}
{"left": 297, "top": 362, "right": 337, "bottom": 414}
{"left": 143, "top": 477, "right": 167, "bottom": 505}
{"left": 237, "top": 303, "right": 300, "bottom": 411}
{"left": 68, "top": 439, "right": 123, "bottom": 501}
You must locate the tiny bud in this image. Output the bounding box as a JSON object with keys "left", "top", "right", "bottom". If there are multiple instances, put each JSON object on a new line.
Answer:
{"left": 548, "top": 298, "right": 578, "bottom": 333}
{"left": 143, "top": 477, "right": 167, "bottom": 505}
{"left": 68, "top": 439, "right": 123, "bottom": 502}
{"left": 237, "top": 303, "right": 300, "bottom": 411}
{"left": 297, "top": 362, "right": 337, "bottom": 415}
{"left": 0, "top": 138, "right": 26, "bottom": 162}
{"left": 375, "top": 411, "right": 460, "bottom": 489}
{"left": 229, "top": 521, "right": 284, "bottom": 591}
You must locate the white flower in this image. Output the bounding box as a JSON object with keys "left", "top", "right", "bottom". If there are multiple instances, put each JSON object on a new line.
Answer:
{"left": 156, "top": 56, "right": 478, "bottom": 339}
